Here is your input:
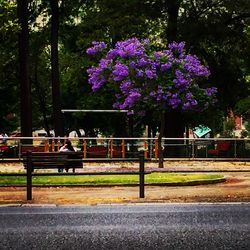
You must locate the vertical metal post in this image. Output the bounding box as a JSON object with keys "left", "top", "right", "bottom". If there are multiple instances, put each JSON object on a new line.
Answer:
{"left": 122, "top": 139, "right": 125, "bottom": 159}
{"left": 83, "top": 140, "right": 87, "bottom": 159}
{"left": 155, "top": 138, "right": 158, "bottom": 159}
{"left": 56, "top": 136, "right": 60, "bottom": 151}
{"left": 44, "top": 139, "right": 49, "bottom": 152}
{"left": 51, "top": 139, "right": 55, "bottom": 152}
{"left": 234, "top": 139, "right": 237, "bottom": 158}
{"left": 192, "top": 139, "right": 195, "bottom": 158}
{"left": 144, "top": 140, "right": 148, "bottom": 159}
{"left": 18, "top": 140, "right": 22, "bottom": 160}
{"left": 139, "top": 151, "right": 145, "bottom": 198}
{"left": 110, "top": 138, "right": 113, "bottom": 159}
{"left": 26, "top": 151, "right": 32, "bottom": 200}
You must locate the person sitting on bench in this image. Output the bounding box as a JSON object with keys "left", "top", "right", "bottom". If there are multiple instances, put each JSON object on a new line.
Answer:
{"left": 59, "top": 139, "right": 75, "bottom": 172}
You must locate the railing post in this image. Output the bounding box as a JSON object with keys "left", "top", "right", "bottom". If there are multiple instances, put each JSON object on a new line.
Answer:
{"left": 51, "top": 139, "right": 55, "bottom": 152}
{"left": 234, "top": 139, "right": 237, "bottom": 158}
{"left": 122, "top": 139, "right": 125, "bottom": 159}
{"left": 144, "top": 140, "right": 148, "bottom": 159}
{"left": 17, "top": 140, "right": 21, "bottom": 160}
{"left": 57, "top": 137, "right": 60, "bottom": 152}
{"left": 83, "top": 140, "right": 87, "bottom": 159}
{"left": 26, "top": 151, "right": 32, "bottom": 200}
{"left": 44, "top": 139, "right": 49, "bottom": 152}
{"left": 191, "top": 139, "right": 195, "bottom": 158}
{"left": 139, "top": 151, "right": 145, "bottom": 198}
{"left": 110, "top": 138, "right": 113, "bottom": 159}
{"left": 155, "top": 138, "right": 159, "bottom": 159}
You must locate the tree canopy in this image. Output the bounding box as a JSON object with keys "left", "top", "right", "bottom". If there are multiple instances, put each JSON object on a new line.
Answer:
{"left": 0, "top": 0, "right": 249, "bottom": 137}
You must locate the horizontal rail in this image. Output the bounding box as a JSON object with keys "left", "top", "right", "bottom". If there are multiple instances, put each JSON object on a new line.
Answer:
{"left": 1, "top": 136, "right": 250, "bottom": 161}
{"left": 4, "top": 136, "right": 250, "bottom": 140}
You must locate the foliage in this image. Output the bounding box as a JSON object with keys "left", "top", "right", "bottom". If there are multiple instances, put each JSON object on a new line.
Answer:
{"left": 0, "top": 0, "right": 19, "bottom": 133}
{"left": 221, "top": 118, "right": 236, "bottom": 138}
{"left": 235, "top": 96, "right": 250, "bottom": 117}
{"left": 0, "top": 0, "right": 249, "bottom": 138}
{"left": 0, "top": 0, "right": 19, "bottom": 34}
{"left": 86, "top": 38, "right": 217, "bottom": 117}
{"left": 179, "top": 0, "right": 250, "bottom": 113}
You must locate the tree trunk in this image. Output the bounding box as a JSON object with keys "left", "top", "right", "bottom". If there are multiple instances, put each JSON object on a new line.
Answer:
{"left": 164, "top": 0, "right": 185, "bottom": 147}
{"left": 17, "top": 0, "right": 32, "bottom": 143}
{"left": 164, "top": 110, "right": 185, "bottom": 157}
{"left": 50, "top": 0, "right": 64, "bottom": 137}
{"left": 166, "top": 0, "right": 181, "bottom": 42}
{"left": 33, "top": 59, "right": 50, "bottom": 137}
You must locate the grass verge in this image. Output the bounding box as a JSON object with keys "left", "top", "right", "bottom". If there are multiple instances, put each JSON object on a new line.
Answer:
{"left": 0, "top": 173, "right": 224, "bottom": 185}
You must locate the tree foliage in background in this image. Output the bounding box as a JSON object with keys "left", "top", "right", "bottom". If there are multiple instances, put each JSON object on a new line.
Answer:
{"left": 0, "top": 0, "right": 19, "bottom": 133}
{"left": 0, "top": 0, "right": 249, "bottom": 138}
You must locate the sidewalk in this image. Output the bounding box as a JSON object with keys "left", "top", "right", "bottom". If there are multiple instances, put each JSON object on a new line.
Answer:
{"left": 0, "top": 161, "right": 250, "bottom": 205}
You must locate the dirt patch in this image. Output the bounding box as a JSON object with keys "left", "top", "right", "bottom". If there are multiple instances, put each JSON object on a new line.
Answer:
{"left": 224, "top": 178, "right": 243, "bottom": 184}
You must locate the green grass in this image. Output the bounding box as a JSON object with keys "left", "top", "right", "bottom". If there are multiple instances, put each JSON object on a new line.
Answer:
{"left": 0, "top": 173, "right": 224, "bottom": 185}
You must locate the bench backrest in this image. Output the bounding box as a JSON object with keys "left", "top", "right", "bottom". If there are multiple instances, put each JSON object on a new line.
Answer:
{"left": 23, "top": 151, "right": 83, "bottom": 169}
{"left": 21, "top": 145, "right": 45, "bottom": 153}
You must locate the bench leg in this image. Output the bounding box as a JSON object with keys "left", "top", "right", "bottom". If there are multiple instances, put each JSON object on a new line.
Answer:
{"left": 27, "top": 152, "right": 32, "bottom": 200}
{"left": 58, "top": 168, "right": 64, "bottom": 173}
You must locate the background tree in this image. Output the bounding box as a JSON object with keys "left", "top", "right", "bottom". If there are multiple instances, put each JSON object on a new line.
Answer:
{"left": 17, "top": 0, "right": 32, "bottom": 139}
{"left": 1, "top": 0, "right": 249, "bottom": 141}
{"left": 49, "top": 0, "right": 64, "bottom": 137}
{"left": 86, "top": 38, "right": 216, "bottom": 167}
{"left": 179, "top": 0, "right": 250, "bottom": 116}
{"left": 0, "top": 0, "right": 19, "bottom": 133}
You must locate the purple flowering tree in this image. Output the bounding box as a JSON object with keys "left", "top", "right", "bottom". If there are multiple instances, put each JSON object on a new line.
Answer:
{"left": 86, "top": 38, "right": 217, "bottom": 167}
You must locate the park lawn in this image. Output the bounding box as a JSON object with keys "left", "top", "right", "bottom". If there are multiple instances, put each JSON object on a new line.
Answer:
{"left": 0, "top": 173, "right": 223, "bottom": 185}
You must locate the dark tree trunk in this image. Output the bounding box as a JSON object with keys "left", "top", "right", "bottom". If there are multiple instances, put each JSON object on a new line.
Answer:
{"left": 164, "top": 0, "right": 184, "bottom": 154}
{"left": 164, "top": 110, "right": 185, "bottom": 157}
{"left": 33, "top": 59, "right": 51, "bottom": 137}
{"left": 17, "top": 0, "right": 32, "bottom": 142}
{"left": 128, "top": 115, "right": 134, "bottom": 138}
{"left": 166, "top": 0, "right": 181, "bottom": 42}
{"left": 50, "top": 0, "right": 64, "bottom": 137}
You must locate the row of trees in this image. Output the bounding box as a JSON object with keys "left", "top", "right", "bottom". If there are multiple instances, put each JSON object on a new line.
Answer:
{"left": 0, "top": 0, "right": 249, "bottom": 139}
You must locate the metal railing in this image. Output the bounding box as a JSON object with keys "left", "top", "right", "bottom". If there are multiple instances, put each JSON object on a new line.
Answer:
{"left": 1, "top": 136, "right": 250, "bottom": 161}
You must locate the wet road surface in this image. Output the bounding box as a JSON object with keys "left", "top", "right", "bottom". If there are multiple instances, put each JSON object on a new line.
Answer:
{"left": 0, "top": 203, "right": 249, "bottom": 249}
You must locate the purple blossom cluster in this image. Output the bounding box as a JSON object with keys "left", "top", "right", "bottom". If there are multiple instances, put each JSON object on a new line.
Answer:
{"left": 86, "top": 41, "right": 107, "bottom": 55}
{"left": 86, "top": 38, "right": 217, "bottom": 112}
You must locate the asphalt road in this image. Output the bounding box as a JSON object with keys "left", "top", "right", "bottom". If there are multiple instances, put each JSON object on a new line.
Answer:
{"left": 0, "top": 203, "right": 249, "bottom": 250}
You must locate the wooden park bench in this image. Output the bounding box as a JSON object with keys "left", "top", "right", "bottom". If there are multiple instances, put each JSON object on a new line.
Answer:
{"left": 20, "top": 151, "right": 145, "bottom": 201}
{"left": 23, "top": 151, "right": 83, "bottom": 173}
